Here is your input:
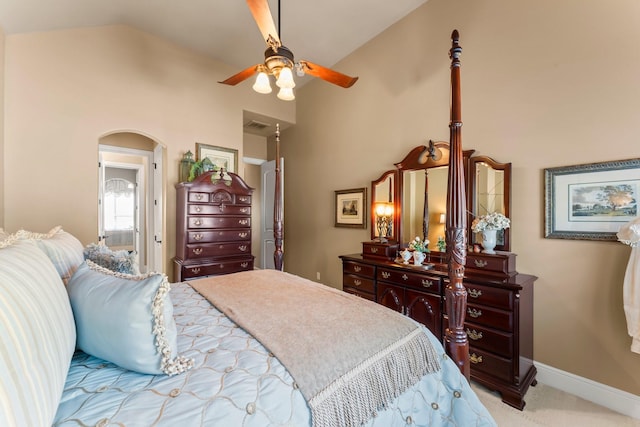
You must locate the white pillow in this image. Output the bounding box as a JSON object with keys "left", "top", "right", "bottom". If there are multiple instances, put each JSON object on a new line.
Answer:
{"left": 16, "top": 226, "right": 84, "bottom": 284}
{"left": 67, "top": 260, "right": 193, "bottom": 375}
{"left": 0, "top": 239, "right": 76, "bottom": 427}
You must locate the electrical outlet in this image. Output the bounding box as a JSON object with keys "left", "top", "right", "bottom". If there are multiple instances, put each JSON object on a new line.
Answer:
{"left": 316, "top": 272, "right": 321, "bottom": 281}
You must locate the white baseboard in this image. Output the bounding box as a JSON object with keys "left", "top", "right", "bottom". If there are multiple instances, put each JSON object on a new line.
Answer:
{"left": 535, "top": 361, "right": 640, "bottom": 420}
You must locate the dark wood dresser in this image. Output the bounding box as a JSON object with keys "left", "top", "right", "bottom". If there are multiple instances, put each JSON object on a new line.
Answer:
{"left": 174, "top": 171, "right": 254, "bottom": 282}
{"left": 339, "top": 251, "right": 537, "bottom": 410}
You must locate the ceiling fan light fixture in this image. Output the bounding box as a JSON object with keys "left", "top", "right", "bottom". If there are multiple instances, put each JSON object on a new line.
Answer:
{"left": 252, "top": 71, "right": 272, "bottom": 94}
{"left": 277, "top": 86, "right": 295, "bottom": 101}
{"left": 276, "top": 66, "right": 295, "bottom": 89}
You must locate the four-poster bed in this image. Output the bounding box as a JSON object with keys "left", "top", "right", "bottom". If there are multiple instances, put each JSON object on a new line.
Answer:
{"left": 1, "top": 31, "right": 499, "bottom": 427}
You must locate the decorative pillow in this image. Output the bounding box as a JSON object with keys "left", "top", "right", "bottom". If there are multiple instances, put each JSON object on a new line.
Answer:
{"left": 0, "top": 227, "right": 8, "bottom": 242}
{"left": 83, "top": 242, "right": 139, "bottom": 274}
{"left": 15, "top": 226, "right": 84, "bottom": 285}
{"left": 67, "top": 260, "right": 193, "bottom": 375}
{"left": 0, "top": 239, "right": 76, "bottom": 427}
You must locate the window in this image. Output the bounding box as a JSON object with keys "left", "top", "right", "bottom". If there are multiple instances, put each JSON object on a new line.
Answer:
{"left": 104, "top": 178, "right": 135, "bottom": 231}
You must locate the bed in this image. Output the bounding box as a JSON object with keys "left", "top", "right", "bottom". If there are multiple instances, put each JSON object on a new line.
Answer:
{"left": 0, "top": 30, "right": 492, "bottom": 427}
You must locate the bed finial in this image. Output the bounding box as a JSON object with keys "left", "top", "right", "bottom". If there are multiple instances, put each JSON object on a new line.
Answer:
{"left": 449, "top": 29, "right": 462, "bottom": 66}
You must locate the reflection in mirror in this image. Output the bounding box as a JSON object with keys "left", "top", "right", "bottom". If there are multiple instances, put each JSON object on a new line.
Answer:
{"left": 371, "top": 170, "right": 397, "bottom": 242}
{"left": 469, "top": 156, "right": 512, "bottom": 251}
{"left": 402, "top": 166, "right": 448, "bottom": 250}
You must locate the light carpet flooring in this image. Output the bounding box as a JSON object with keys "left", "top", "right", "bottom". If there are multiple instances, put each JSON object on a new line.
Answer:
{"left": 472, "top": 382, "right": 640, "bottom": 426}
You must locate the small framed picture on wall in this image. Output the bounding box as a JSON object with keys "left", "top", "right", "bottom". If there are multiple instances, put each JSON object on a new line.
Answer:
{"left": 335, "top": 188, "right": 367, "bottom": 228}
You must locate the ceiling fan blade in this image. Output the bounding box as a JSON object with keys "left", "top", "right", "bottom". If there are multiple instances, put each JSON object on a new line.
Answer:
{"left": 246, "top": 0, "right": 281, "bottom": 48}
{"left": 219, "top": 65, "right": 261, "bottom": 86}
{"left": 299, "top": 61, "right": 358, "bottom": 88}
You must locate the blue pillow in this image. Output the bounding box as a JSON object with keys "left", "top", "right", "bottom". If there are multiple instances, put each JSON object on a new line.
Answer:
{"left": 67, "top": 261, "right": 193, "bottom": 375}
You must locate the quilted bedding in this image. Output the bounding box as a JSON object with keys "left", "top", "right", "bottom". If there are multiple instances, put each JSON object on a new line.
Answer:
{"left": 54, "top": 281, "right": 496, "bottom": 426}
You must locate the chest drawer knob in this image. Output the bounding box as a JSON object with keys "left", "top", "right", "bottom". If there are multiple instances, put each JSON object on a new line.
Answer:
{"left": 353, "top": 279, "right": 362, "bottom": 286}
{"left": 468, "top": 288, "right": 482, "bottom": 298}
{"left": 354, "top": 265, "right": 362, "bottom": 272}
{"left": 402, "top": 274, "right": 409, "bottom": 281}
{"left": 382, "top": 271, "right": 391, "bottom": 279}
{"left": 194, "top": 219, "right": 202, "bottom": 226}
{"left": 240, "top": 208, "right": 248, "bottom": 213}
{"left": 196, "top": 194, "right": 204, "bottom": 200}
{"left": 238, "top": 245, "right": 248, "bottom": 251}
{"left": 370, "top": 247, "right": 379, "bottom": 253}
{"left": 239, "top": 219, "right": 249, "bottom": 225}
{"left": 195, "top": 206, "right": 202, "bottom": 213}
{"left": 470, "top": 353, "right": 483, "bottom": 364}
{"left": 422, "top": 279, "right": 433, "bottom": 288}
{"left": 241, "top": 262, "right": 249, "bottom": 268}
{"left": 466, "top": 329, "right": 483, "bottom": 340}
{"left": 190, "top": 267, "right": 201, "bottom": 274}
{"left": 194, "top": 234, "right": 203, "bottom": 241}
{"left": 467, "top": 308, "right": 483, "bottom": 318}
{"left": 239, "top": 232, "right": 248, "bottom": 238}
{"left": 474, "top": 259, "right": 488, "bottom": 268}
{"left": 193, "top": 248, "right": 203, "bottom": 255}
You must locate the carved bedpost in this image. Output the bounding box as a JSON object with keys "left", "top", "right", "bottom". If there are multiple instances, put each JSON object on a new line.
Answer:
{"left": 274, "top": 124, "right": 284, "bottom": 271}
{"left": 445, "top": 29, "right": 470, "bottom": 379}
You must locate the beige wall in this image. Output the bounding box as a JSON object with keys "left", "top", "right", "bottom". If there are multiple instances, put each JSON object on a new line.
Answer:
{"left": 3, "top": 25, "right": 294, "bottom": 277}
{"left": 243, "top": 132, "right": 268, "bottom": 268}
{"left": 0, "top": 26, "right": 5, "bottom": 226}
{"left": 282, "top": 0, "right": 640, "bottom": 395}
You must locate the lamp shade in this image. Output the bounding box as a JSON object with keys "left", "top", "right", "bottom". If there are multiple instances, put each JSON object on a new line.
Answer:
{"left": 252, "top": 72, "right": 272, "bottom": 94}
{"left": 277, "top": 87, "right": 295, "bottom": 101}
{"left": 276, "top": 66, "right": 295, "bottom": 88}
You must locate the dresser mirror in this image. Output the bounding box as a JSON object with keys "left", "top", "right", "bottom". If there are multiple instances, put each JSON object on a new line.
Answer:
{"left": 469, "top": 155, "right": 512, "bottom": 251}
{"left": 370, "top": 170, "right": 398, "bottom": 241}
{"left": 370, "top": 143, "right": 511, "bottom": 253}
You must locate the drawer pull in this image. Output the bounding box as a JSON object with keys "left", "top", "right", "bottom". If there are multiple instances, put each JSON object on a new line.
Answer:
{"left": 422, "top": 279, "right": 433, "bottom": 288}
{"left": 239, "top": 196, "right": 249, "bottom": 202}
{"left": 239, "top": 232, "right": 248, "bottom": 238}
{"left": 238, "top": 245, "right": 248, "bottom": 251}
{"left": 402, "top": 274, "right": 409, "bottom": 281}
{"left": 382, "top": 271, "right": 391, "bottom": 279}
{"left": 194, "top": 219, "right": 202, "bottom": 226}
{"left": 466, "top": 329, "right": 483, "bottom": 340}
{"left": 467, "top": 308, "right": 482, "bottom": 318}
{"left": 470, "top": 353, "right": 483, "bottom": 364}
{"left": 354, "top": 265, "right": 362, "bottom": 273}
{"left": 241, "top": 262, "right": 249, "bottom": 268}
{"left": 239, "top": 219, "right": 249, "bottom": 225}
{"left": 474, "top": 259, "right": 488, "bottom": 268}
{"left": 191, "top": 267, "right": 201, "bottom": 274}
{"left": 219, "top": 264, "right": 225, "bottom": 269}
{"left": 193, "top": 248, "right": 203, "bottom": 255}
{"left": 195, "top": 206, "right": 202, "bottom": 213}
{"left": 194, "top": 234, "right": 203, "bottom": 241}
{"left": 195, "top": 194, "right": 204, "bottom": 200}
{"left": 240, "top": 208, "right": 248, "bottom": 213}
{"left": 353, "top": 279, "right": 362, "bottom": 287}
{"left": 468, "top": 288, "right": 482, "bottom": 298}
{"left": 370, "top": 247, "right": 379, "bottom": 253}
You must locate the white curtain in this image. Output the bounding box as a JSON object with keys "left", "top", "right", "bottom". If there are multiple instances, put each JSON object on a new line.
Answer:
{"left": 617, "top": 217, "right": 640, "bottom": 354}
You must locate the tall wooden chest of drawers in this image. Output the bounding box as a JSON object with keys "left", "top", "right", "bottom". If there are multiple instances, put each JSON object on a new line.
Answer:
{"left": 174, "top": 170, "right": 254, "bottom": 282}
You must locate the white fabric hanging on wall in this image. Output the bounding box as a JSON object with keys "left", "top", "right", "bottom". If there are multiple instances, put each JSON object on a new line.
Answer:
{"left": 617, "top": 217, "right": 640, "bottom": 354}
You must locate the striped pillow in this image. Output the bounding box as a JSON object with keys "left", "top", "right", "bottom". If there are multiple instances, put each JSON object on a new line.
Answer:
{"left": 0, "top": 239, "right": 76, "bottom": 427}
{"left": 16, "top": 226, "right": 84, "bottom": 285}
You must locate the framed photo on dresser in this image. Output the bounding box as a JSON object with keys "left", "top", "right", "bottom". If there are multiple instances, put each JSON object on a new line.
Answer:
{"left": 196, "top": 143, "right": 238, "bottom": 174}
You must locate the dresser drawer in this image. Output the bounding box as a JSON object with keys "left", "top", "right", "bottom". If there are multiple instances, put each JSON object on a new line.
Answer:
{"left": 344, "top": 287, "right": 375, "bottom": 301}
{"left": 236, "top": 195, "right": 251, "bottom": 205}
{"left": 188, "top": 216, "right": 251, "bottom": 229}
{"left": 469, "top": 347, "right": 513, "bottom": 384}
{"left": 188, "top": 204, "right": 251, "bottom": 216}
{"left": 343, "top": 261, "right": 375, "bottom": 278}
{"left": 465, "top": 323, "right": 513, "bottom": 358}
{"left": 464, "top": 282, "right": 514, "bottom": 310}
{"left": 185, "top": 242, "right": 251, "bottom": 259}
{"left": 378, "top": 268, "right": 441, "bottom": 294}
{"left": 466, "top": 302, "right": 513, "bottom": 332}
{"left": 466, "top": 252, "right": 516, "bottom": 276}
{"left": 181, "top": 258, "right": 254, "bottom": 279}
{"left": 188, "top": 192, "right": 210, "bottom": 203}
{"left": 343, "top": 273, "right": 375, "bottom": 294}
{"left": 188, "top": 229, "right": 250, "bottom": 244}
{"left": 362, "top": 241, "right": 398, "bottom": 260}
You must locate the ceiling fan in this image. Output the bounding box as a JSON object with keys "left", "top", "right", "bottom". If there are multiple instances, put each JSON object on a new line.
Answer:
{"left": 219, "top": 0, "right": 358, "bottom": 101}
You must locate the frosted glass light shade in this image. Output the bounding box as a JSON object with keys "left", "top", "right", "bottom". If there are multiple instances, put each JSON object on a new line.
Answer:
{"left": 276, "top": 66, "right": 295, "bottom": 88}
{"left": 277, "top": 87, "right": 295, "bottom": 101}
{"left": 252, "top": 72, "right": 272, "bottom": 94}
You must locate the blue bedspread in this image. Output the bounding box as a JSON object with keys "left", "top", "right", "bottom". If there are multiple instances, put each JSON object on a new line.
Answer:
{"left": 54, "top": 281, "right": 496, "bottom": 426}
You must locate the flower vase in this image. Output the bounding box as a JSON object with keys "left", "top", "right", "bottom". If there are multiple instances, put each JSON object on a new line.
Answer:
{"left": 481, "top": 229, "right": 497, "bottom": 254}
{"left": 413, "top": 251, "right": 426, "bottom": 266}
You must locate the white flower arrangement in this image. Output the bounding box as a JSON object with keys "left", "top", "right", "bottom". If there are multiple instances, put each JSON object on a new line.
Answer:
{"left": 408, "top": 236, "right": 430, "bottom": 253}
{"left": 471, "top": 212, "right": 511, "bottom": 233}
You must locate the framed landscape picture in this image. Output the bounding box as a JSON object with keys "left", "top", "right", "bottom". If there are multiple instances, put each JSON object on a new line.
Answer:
{"left": 544, "top": 158, "right": 640, "bottom": 240}
{"left": 196, "top": 143, "right": 238, "bottom": 174}
{"left": 335, "top": 188, "right": 367, "bottom": 228}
